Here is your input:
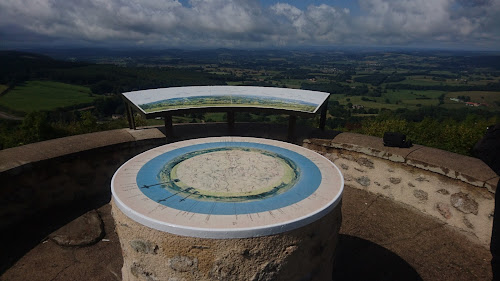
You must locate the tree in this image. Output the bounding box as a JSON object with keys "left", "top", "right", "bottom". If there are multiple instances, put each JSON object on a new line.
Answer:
{"left": 20, "top": 111, "right": 56, "bottom": 143}
{"left": 79, "top": 111, "right": 98, "bottom": 133}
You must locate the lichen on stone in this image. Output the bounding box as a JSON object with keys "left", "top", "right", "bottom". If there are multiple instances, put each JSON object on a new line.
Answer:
{"left": 389, "top": 177, "right": 401, "bottom": 184}
{"left": 357, "top": 158, "right": 374, "bottom": 169}
{"left": 450, "top": 192, "right": 478, "bottom": 215}
{"left": 356, "top": 176, "right": 371, "bottom": 187}
{"left": 130, "top": 239, "right": 158, "bottom": 255}
{"left": 168, "top": 255, "right": 198, "bottom": 272}
{"left": 437, "top": 189, "right": 450, "bottom": 195}
{"left": 413, "top": 190, "right": 428, "bottom": 201}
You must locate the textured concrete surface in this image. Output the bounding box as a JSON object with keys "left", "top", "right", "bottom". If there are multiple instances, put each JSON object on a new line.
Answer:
{"left": 1, "top": 186, "right": 492, "bottom": 281}
{"left": 406, "top": 146, "right": 498, "bottom": 189}
{"left": 0, "top": 128, "right": 165, "bottom": 172}
{"left": 326, "top": 132, "right": 423, "bottom": 163}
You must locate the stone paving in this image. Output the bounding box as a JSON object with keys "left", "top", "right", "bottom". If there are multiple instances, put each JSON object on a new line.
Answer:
{"left": 0, "top": 185, "right": 492, "bottom": 281}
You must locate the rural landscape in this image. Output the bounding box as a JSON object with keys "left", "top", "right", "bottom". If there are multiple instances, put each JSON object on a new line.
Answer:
{"left": 0, "top": 48, "right": 498, "bottom": 155}
{"left": 2, "top": 0, "right": 500, "bottom": 280}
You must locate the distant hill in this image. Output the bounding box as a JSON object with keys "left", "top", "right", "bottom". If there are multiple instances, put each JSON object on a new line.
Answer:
{"left": 0, "top": 51, "right": 85, "bottom": 85}
{"left": 0, "top": 50, "right": 226, "bottom": 94}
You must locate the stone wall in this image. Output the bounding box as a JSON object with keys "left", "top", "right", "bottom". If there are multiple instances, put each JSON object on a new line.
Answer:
{"left": 303, "top": 132, "right": 499, "bottom": 247}
{"left": 1, "top": 128, "right": 497, "bottom": 248}
{"left": 112, "top": 199, "right": 342, "bottom": 281}
{"left": 0, "top": 128, "right": 166, "bottom": 231}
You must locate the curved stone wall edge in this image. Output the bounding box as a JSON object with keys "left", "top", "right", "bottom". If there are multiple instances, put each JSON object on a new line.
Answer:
{"left": 0, "top": 128, "right": 166, "bottom": 231}
{"left": 303, "top": 132, "right": 497, "bottom": 247}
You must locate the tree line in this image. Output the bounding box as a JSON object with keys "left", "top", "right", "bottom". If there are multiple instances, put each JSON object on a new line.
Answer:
{"left": 326, "top": 106, "right": 499, "bottom": 155}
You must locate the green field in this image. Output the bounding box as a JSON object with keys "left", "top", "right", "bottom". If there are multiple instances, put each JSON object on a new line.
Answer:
{"left": 0, "top": 81, "right": 96, "bottom": 113}
{"left": 390, "top": 76, "right": 445, "bottom": 86}
{"left": 0, "top": 84, "right": 8, "bottom": 94}
{"left": 328, "top": 90, "right": 442, "bottom": 110}
{"left": 280, "top": 79, "right": 304, "bottom": 89}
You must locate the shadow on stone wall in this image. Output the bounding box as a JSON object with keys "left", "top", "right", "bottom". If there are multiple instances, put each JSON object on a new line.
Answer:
{"left": 0, "top": 198, "right": 108, "bottom": 274}
{"left": 159, "top": 122, "right": 341, "bottom": 145}
{"left": 0, "top": 138, "right": 166, "bottom": 274}
{"left": 333, "top": 235, "right": 422, "bottom": 281}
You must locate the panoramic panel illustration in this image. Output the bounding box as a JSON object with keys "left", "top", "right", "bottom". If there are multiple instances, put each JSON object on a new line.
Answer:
{"left": 139, "top": 94, "right": 318, "bottom": 113}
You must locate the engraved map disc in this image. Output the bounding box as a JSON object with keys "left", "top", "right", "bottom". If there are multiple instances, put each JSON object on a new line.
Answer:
{"left": 111, "top": 137, "right": 344, "bottom": 238}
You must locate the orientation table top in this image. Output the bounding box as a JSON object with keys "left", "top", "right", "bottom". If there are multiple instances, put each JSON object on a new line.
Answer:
{"left": 112, "top": 137, "right": 343, "bottom": 238}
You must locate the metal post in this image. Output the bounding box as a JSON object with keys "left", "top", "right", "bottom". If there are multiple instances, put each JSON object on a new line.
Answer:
{"left": 319, "top": 100, "right": 328, "bottom": 131}
{"left": 129, "top": 105, "right": 136, "bottom": 130}
{"left": 164, "top": 114, "right": 173, "bottom": 137}
{"left": 125, "top": 103, "right": 133, "bottom": 129}
{"left": 227, "top": 111, "right": 235, "bottom": 132}
{"left": 288, "top": 115, "right": 297, "bottom": 141}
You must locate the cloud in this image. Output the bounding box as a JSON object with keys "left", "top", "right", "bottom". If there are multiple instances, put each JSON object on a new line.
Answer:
{"left": 357, "top": 0, "right": 453, "bottom": 40}
{"left": 0, "top": 0, "right": 499, "bottom": 49}
{"left": 458, "top": 0, "right": 491, "bottom": 7}
{"left": 270, "top": 3, "right": 351, "bottom": 43}
{"left": 356, "top": 0, "right": 500, "bottom": 47}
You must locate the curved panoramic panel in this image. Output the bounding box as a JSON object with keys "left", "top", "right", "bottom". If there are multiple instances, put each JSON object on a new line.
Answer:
{"left": 111, "top": 137, "right": 343, "bottom": 238}
{"left": 122, "top": 86, "right": 330, "bottom": 115}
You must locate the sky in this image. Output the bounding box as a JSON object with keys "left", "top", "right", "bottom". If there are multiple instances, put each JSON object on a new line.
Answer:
{"left": 0, "top": 0, "right": 499, "bottom": 51}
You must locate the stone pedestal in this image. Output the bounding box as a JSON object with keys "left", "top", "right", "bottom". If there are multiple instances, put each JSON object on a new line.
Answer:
{"left": 111, "top": 137, "right": 343, "bottom": 281}
{"left": 112, "top": 199, "right": 342, "bottom": 281}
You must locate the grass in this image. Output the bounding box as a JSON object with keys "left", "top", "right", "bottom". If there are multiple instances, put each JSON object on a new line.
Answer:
{"left": 0, "top": 81, "right": 96, "bottom": 113}
{"left": 0, "top": 84, "right": 8, "bottom": 95}
{"left": 226, "top": 81, "right": 245, "bottom": 86}
{"left": 332, "top": 95, "right": 408, "bottom": 110}
{"left": 401, "top": 99, "right": 438, "bottom": 106}
{"left": 429, "top": 70, "right": 455, "bottom": 76}
{"left": 390, "top": 76, "right": 444, "bottom": 86}
{"left": 329, "top": 89, "right": 444, "bottom": 110}
{"left": 383, "top": 90, "right": 445, "bottom": 105}
{"left": 205, "top": 112, "right": 226, "bottom": 122}
{"left": 279, "top": 79, "right": 304, "bottom": 89}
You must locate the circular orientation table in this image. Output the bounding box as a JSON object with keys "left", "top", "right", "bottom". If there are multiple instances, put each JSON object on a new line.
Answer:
{"left": 111, "top": 137, "right": 343, "bottom": 281}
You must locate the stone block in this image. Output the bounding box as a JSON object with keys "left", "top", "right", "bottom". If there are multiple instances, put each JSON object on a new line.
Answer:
{"left": 49, "top": 210, "right": 104, "bottom": 247}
